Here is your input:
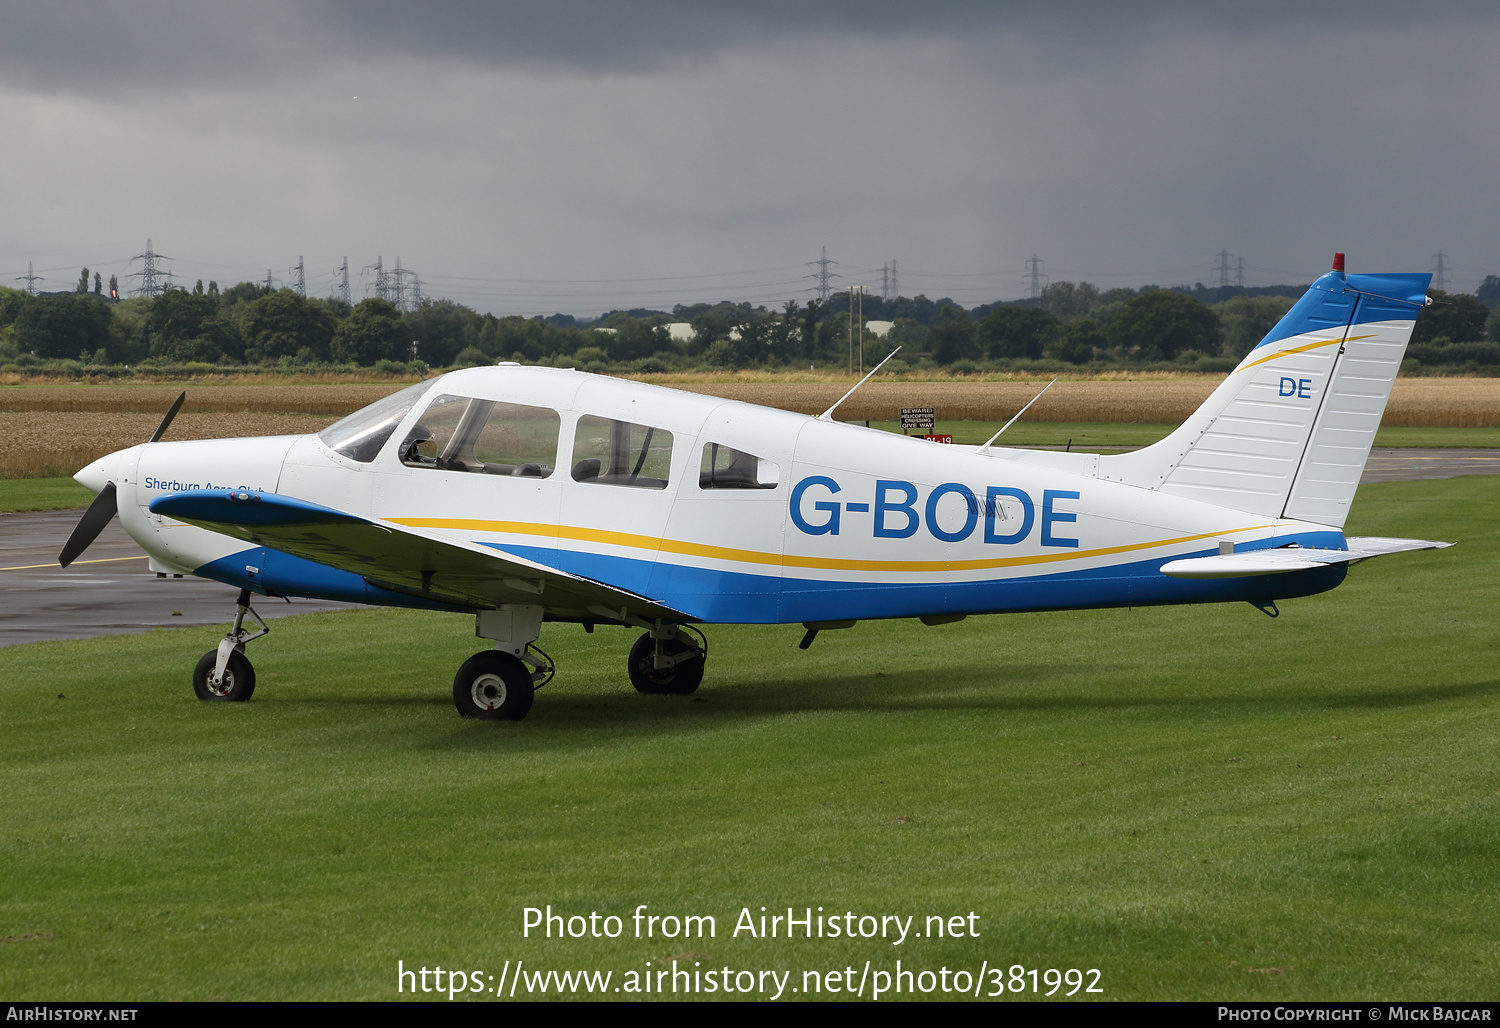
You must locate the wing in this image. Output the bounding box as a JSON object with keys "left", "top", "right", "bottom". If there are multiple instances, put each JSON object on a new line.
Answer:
{"left": 1160, "top": 536, "right": 1453, "bottom": 580}
{"left": 150, "top": 489, "right": 687, "bottom": 620}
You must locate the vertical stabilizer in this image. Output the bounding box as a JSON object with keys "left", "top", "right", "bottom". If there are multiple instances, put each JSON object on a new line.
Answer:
{"left": 1100, "top": 261, "right": 1430, "bottom": 527}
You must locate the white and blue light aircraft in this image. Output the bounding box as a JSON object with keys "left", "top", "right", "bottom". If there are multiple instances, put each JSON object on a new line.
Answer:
{"left": 60, "top": 256, "right": 1449, "bottom": 720}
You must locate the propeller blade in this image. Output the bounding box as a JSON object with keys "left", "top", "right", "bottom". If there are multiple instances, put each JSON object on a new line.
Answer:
{"left": 149, "top": 391, "right": 186, "bottom": 443}
{"left": 58, "top": 482, "right": 118, "bottom": 567}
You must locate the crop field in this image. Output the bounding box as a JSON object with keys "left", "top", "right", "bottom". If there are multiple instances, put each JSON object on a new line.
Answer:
{"left": 674, "top": 377, "right": 1500, "bottom": 426}
{"left": 2, "top": 377, "right": 1497, "bottom": 480}
{"left": 0, "top": 476, "right": 1496, "bottom": 1001}
{"left": 0, "top": 384, "right": 400, "bottom": 415}
{"left": 0, "top": 412, "right": 340, "bottom": 479}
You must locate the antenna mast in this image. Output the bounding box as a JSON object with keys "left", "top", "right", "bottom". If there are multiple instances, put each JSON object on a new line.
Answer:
{"left": 818, "top": 346, "right": 903, "bottom": 422}
{"left": 979, "top": 378, "right": 1059, "bottom": 453}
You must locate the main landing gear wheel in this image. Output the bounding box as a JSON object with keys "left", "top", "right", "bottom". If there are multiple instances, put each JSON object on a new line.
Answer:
{"left": 628, "top": 630, "right": 705, "bottom": 695}
{"left": 192, "top": 649, "right": 256, "bottom": 702}
{"left": 453, "top": 651, "right": 535, "bottom": 720}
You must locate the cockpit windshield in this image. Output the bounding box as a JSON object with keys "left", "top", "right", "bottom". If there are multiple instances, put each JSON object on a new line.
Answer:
{"left": 316, "top": 379, "right": 438, "bottom": 463}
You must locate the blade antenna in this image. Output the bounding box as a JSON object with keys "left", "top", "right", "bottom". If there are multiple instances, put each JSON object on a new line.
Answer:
{"left": 978, "top": 377, "right": 1057, "bottom": 454}
{"left": 150, "top": 391, "right": 186, "bottom": 443}
{"left": 817, "top": 347, "right": 902, "bottom": 422}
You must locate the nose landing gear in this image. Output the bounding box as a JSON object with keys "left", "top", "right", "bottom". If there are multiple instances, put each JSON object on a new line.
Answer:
{"left": 192, "top": 589, "right": 267, "bottom": 702}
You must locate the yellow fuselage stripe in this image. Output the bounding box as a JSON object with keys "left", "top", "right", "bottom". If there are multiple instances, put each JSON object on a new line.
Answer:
{"left": 388, "top": 517, "right": 1282, "bottom": 575}
{"left": 1240, "top": 333, "right": 1375, "bottom": 371}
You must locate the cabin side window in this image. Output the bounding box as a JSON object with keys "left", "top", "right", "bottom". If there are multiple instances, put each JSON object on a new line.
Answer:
{"left": 699, "top": 442, "right": 779, "bottom": 489}
{"left": 570, "top": 415, "right": 673, "bottom": 489}
{"left": 400, "top": 394, "right": 560, "bottom": 477}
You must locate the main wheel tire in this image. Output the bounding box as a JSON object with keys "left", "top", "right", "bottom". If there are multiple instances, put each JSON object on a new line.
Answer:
{"left": 453, "top": 651, "right": 535, "bottom": 720}
{"left": 192, "top": 649, "right": 256, "bottom": 702}
{"left": 628, "top": 632, "right": 704, "bottom": 695}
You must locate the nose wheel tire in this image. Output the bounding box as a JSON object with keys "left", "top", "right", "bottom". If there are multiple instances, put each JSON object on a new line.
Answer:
{"left": 453, "top": 651, "right": 535, "bottom": 720}
{"left": 192, "top": 649, "right": 256, "bottom": 702}
{"left": 628, "top": 632, "right": 704, "bottom": 695}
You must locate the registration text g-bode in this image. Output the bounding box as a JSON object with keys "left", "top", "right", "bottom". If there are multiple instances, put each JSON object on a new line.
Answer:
{"left": 790, "top": 477, "right": 1080, "bottom": 548}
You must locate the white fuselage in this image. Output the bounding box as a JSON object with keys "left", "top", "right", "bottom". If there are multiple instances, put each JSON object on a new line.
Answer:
{"left": 81, "top": 366, "right": 1349, "bottom": 624}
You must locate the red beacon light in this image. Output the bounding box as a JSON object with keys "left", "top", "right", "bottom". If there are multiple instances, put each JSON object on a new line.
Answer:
{"left": 1332, "top": 252, "right": 1345, "bottom": 272}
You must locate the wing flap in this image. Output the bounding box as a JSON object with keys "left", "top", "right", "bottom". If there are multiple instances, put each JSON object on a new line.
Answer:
{"left": 150, "top": 489, "right": 686, "bottom": 619}
{"left": 1160, "top": 536, "right": 1452, "bottom": 579}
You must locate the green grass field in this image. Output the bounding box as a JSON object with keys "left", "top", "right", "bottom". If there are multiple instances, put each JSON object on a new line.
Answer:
{"left": 1, "top": 477, "right": 1497, "bottom": 1001}
{"left": 0, "top": 477, "right": 93, "bottom": 512}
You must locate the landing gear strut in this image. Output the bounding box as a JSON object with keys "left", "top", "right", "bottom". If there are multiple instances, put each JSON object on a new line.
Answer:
{"left": 456, "top": 605, "right": 554, "bottom": 720}
{"left": 628, "top": 623, "right": 706, "bottom": 695}
{"left": 192, "top": 588, "right": 267, "bottom": 702}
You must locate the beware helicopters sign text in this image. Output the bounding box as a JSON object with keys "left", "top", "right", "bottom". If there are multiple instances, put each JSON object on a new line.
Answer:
{"left": 900, "top": 407, "right": 935, "bottom": 431}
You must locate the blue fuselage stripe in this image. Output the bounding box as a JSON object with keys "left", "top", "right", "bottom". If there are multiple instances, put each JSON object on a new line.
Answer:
{"left": 196, "top": 533, "right": 1350, "bottom": 624}
{"left": 489, "top": 540, "right": 1347, "bottom": 623}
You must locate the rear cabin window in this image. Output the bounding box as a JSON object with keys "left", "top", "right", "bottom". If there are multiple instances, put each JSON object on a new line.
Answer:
{"left": 699, "top": 443, "right": 779, "bottom": 489}
{"left": 570, "top": 415, "right": 673, "bottom": 489}
{"left": 401, "top": 394, "right": 560, "bottom": 477}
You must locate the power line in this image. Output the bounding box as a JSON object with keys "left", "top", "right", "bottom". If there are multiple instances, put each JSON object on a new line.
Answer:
{"left": 125, "top": 238, "right": 171, "bottom": 298}
{"left": 418, "top": 262, "right": 806, "bottom": 286}
{"left": 384, "top": 256, "right": 421, "bottom": 312}
{"left": 880, "top": 259, "right": 899, "bottom": 301}
{"left": 808, "top": 246, "right": 839, "bottom": 301}
{"left": 15, "top": 261, "right": 43, "bottom": 294}
{"left": 364, "top": 256, "right": 387, "bottom": 302}
{"left": 1024, "top": 254, "right": 1046, "bottom": 299}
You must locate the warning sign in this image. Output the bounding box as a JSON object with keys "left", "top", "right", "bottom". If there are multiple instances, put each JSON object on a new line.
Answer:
{"left": 900, "top": 407, "right": 935, "bottom": 432}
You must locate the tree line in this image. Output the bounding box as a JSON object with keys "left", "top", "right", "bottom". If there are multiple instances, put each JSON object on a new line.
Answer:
{"left": 2, "top": 270, "right": 1497, "bottom": 374}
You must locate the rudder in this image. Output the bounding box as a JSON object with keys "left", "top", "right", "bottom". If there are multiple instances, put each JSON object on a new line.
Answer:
{"left": 1100, "top": 257, "right": 1430, "bottom": 528}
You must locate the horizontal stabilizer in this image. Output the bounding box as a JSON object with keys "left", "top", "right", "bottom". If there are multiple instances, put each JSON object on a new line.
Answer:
{"left": 150, "top": 489, "right": 685, "bottom": 619}
{"left": 1160, "top": 536, "right": 1452, "bottom": 579}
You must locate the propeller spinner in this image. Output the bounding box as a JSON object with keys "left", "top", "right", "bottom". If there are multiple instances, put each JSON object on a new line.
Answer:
{"left": 57, "top": 391, "right": 185, "bottom": 567}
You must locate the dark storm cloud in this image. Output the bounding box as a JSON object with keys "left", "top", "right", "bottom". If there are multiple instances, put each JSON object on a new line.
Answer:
{"left": 4, "top": 1, "right": 1500, "bottom": 307}
{"left": 4, "top": 1, "right": 1497, "bottom": 92}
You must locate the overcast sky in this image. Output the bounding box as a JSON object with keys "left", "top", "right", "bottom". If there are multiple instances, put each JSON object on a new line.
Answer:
{"left": 2, "top": 2, "right": 1497, "bottom": 314}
